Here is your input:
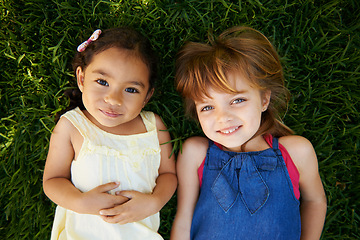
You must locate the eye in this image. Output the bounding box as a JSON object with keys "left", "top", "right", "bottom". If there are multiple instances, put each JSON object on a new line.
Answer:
{"left": 125, "top": 88, "right": 139, "bottom": 93}
{"left": 201, "top": 106, "right": 214, "bottom": 112}
{"left": 232, "top": 98, "right": 245, "bottom": 104}
{"left": 96, "top": 79, "right": 108, "bottom": 86}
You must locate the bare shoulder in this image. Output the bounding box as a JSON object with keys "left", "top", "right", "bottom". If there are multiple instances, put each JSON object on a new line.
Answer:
{"left": 278, "top": 135, "right": 318, "bottom": 173}
{"left": 176, "top": 137, "right": 208, "bottom": 189}
{"left": 181, "top": 136, "right": 209, "bottom": 152}
{"left": 153, "top": 113, "right": 171, "bottom": 147}
{"left": 178, "top": 136, "right": 208, "bottom": 168}
{"left": 153, "top": 113, "right": 167, "bottom": 130}
{"left": 52, "top": 116, "right": 76, "bottom": 138}
{"left": 279, "top": 135, "right": 315, "bottom": 154}
{"left": 52, "top": 116, "right": 84, "bottom": 156}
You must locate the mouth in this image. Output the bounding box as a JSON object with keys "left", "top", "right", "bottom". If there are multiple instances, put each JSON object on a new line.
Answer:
{"left": 100, "top": 109, "right": 122, "bottom": 118}
{"left": 218, "top": 126, "right": 240, "bottom": 135}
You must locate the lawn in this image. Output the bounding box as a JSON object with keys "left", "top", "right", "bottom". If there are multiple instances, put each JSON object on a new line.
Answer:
{"left": 1, "top": 0, "right": 359, "bottom": 239}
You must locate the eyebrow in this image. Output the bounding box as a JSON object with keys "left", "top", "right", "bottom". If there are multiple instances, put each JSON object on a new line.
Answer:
{"left": 91, "top": 69, "right": 146, "bottom": 89}
{"left": 197, "top": 90, "right": 249, "bottom": 101}
{"left": 128, "top": 81, "right": 146, "bottom": 89}
{"left": 234, "top": 90, "right": 248, "bottom": 94}
{"left": 92, "top": 69, "right": 109, "bottom": 76}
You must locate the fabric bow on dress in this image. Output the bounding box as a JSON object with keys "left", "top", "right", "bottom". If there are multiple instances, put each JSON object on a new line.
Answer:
{"left": 211, "top": 153, "right": 277, "bottom": 214}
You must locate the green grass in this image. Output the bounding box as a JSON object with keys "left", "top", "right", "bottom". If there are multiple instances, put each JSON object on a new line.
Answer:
{"left": 1, "top": 0, "right": 359, "bottom": 239}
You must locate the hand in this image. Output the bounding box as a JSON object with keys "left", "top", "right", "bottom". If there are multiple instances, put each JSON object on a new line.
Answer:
{"left": 99, "top": 190, "right": 160, "bottom": 224}
{"left": 78, "top": 182, "right": 130, "bottom": 215}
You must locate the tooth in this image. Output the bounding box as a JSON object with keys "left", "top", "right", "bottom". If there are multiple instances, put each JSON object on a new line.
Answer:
{"left": 221, "top": 126, "right": 239, "bottom": 134}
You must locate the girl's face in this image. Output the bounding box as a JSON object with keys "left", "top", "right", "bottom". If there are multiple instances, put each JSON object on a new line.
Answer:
{"left": 76, "top": 47, "right": 153, "bottom": 133}
{"left": 195, "top": 72, "right": 270, "bottom": 152}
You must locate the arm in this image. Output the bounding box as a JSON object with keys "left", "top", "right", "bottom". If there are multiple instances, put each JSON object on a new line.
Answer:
{"left": 100, "top": 114, "right": 177, "bottom": 224}
{"left": 170, "top": 137, "right": 208, "bottom": 240}
{"left": 280, "top": 136, "right": 327, "bottom": 240}
{"left": 43, "top": 117, "right": 127, "bottom": 215}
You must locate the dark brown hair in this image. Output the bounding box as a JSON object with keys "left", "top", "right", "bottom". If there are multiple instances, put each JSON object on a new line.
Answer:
{"left": 175, "top": 26, "right": 293, "bottom": 138}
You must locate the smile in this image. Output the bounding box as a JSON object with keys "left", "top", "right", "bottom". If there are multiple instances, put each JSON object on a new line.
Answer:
{"left": 100, "top": 109, "right": 121, "bottom": 118}
{"left": 218, "top": 126, "right": 240, "bottom": 134}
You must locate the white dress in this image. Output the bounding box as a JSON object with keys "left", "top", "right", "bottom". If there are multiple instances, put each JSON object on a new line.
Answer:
{"left": 50, "top": 107, "right": 163, "bottom": 240}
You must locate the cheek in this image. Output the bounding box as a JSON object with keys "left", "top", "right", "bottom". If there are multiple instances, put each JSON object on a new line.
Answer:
{"left": 198, "top": 115, "right": 212, "bottom": 132}
{"left": 130, "top": 94, "right": 148, "bottom": 106}
{"left": 83, "top": 85, "right": 100, "bottom": 96}
{"left": 250, "top": 111, "right": 263, "bottom": 129}
{"left": 199, "top": 121, "right": 213, "bottom": 140}
{"left": 81, "top": 90, "right": 94, "bottom": 103}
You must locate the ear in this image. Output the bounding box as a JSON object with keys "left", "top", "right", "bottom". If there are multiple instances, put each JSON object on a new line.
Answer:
{"left": 76, "top": 66, "right": 85, "bottom": 92}
{"left": 262, "top": 90, "right": 271, "bottom": 112}
{"left": 143, "top": 88, "right": 154, "bottom": 107}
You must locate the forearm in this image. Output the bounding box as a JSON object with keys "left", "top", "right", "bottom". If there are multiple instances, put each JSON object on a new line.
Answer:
{"left": 43, "top": 177, "right": 83, "bottom": 212}
{"left": 300, "top": 198, "right": 327, "bottom": 240}
{"left": 44, "top": 178, "right": 127, "bottom": 216}
{"left": 170, "top": 213, "right": 191, "bottom": 240}
{"left": 151, "top": 172, "right": 177, "bottom": 212}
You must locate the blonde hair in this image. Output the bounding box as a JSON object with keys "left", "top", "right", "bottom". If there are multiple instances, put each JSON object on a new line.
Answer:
{"left": 175, "top": 26, "right": 293, "bottom": 137}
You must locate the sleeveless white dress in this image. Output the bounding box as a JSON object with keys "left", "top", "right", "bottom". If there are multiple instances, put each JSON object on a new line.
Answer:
{"left": 50, "top": 107, "right": 163, "bottom": 240}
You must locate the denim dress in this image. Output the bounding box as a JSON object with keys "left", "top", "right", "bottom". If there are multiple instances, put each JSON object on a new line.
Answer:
{"left": 190, "top": 138, "right": 301, "bottom": 240}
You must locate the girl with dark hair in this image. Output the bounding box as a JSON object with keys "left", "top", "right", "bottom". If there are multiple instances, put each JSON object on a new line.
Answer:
{"left": 43, "top": 27, "right": 177, "bottom": 239}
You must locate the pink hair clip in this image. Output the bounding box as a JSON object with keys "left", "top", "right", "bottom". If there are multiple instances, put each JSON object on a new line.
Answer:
{"left": 77, "top": 29, "right": 102, "bottom": 52}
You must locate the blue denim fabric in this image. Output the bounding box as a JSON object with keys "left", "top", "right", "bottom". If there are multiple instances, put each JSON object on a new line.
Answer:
{"left": 190, "top": 138, "right": 301, "bottom": 240}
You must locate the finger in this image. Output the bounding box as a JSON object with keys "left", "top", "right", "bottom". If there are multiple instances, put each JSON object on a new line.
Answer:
{"left": 96, "top": 182, "right": 120, "bottom": 193}
{"left": 99, "top": 204, "right": 126, "bottom": 216}
{"left": 113, "top": 195, "right": 130, "bottom": 206}
{"left": 118, "top": 190, "right": 137, "bottom": 199}
{"left": 100, "top": 214, "right": 128, "bottom": 225}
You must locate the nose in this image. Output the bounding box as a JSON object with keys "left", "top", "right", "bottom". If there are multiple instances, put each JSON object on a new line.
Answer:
{"left": 216, "top": 106, "right": 233, "bottom": 123}
{"left": 104, "top": 90, "right": 122, "bottom": 106}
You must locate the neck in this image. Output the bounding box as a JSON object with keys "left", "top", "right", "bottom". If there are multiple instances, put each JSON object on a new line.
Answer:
{"left": 223, "top": 134, "right": 269, "bottom": 152}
